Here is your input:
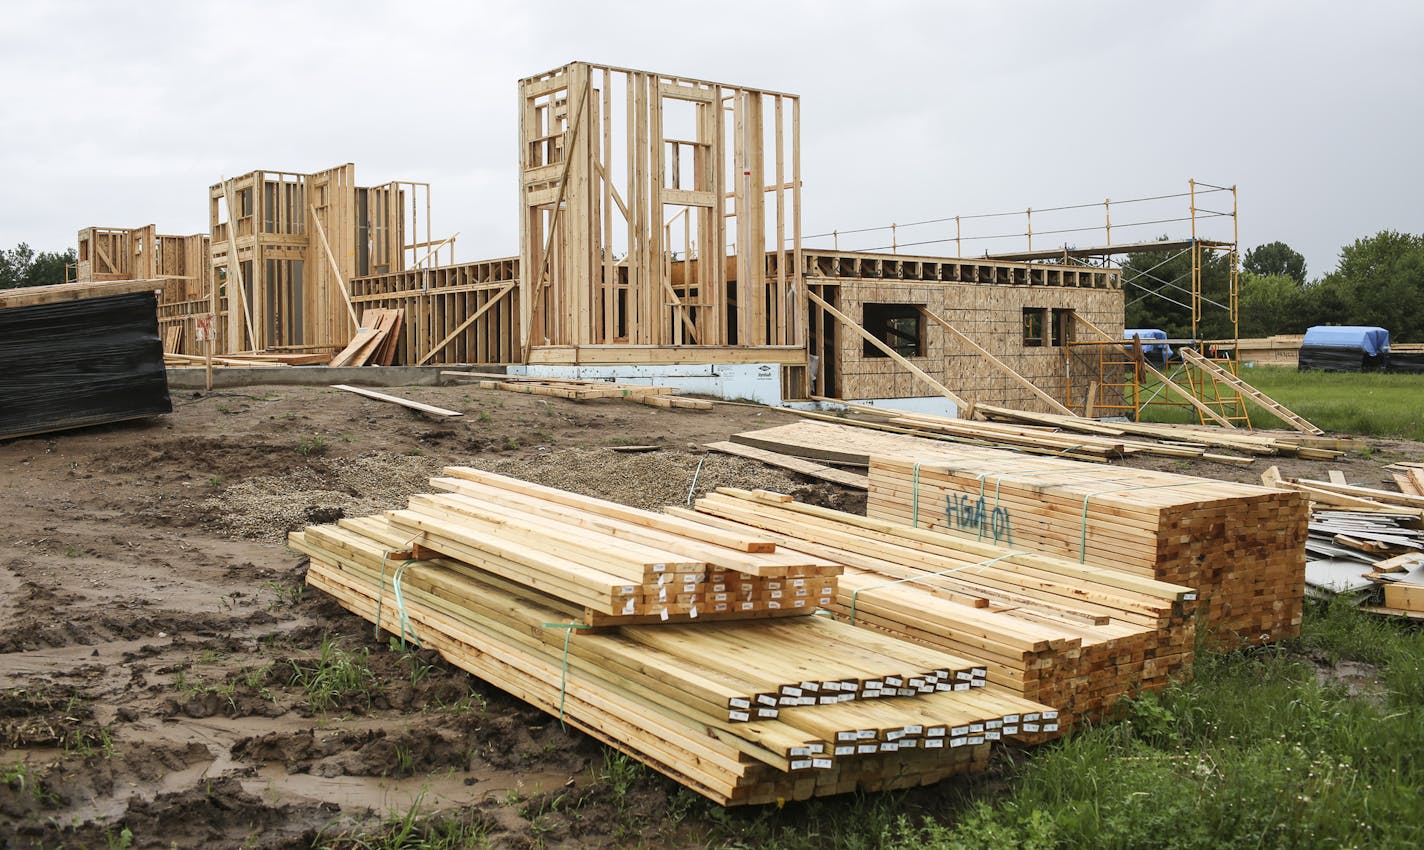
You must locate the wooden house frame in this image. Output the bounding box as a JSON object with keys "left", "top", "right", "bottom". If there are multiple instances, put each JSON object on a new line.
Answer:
{"left": 70, "top": 60, "right": 1129, "bottom": 415}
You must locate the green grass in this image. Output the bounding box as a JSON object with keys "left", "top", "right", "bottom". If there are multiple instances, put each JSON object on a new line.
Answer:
{"left": 287, "top": 635, "right": 377, "bottom": 712}
{"left": 701, "top": 598, "right": 1424, "bottom": 849}
{"left": 1135, "top": 365, "right": 1424, "bottom": 440}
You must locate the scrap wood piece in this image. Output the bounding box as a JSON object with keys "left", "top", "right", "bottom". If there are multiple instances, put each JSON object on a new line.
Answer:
{"left": 705, "top": 441, "right": 870, "bottom": 490}
{"left": 331, "top": 384, "right": 462, "bottom": 418}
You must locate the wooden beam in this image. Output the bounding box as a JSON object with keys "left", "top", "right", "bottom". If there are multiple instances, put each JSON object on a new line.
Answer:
{"left": 222, "top": 181, "right": 259, "bottom": 351}
{"left": 806, "top": 290, "right": 969, "bottom": 413}
{"left": 308, "top": 203, "right": 361, "bottom": 332}
{"left": 917, "top": 306, "right": 1075, "bottom": 416}
{"left": 331, "top": 384, "right": 462, "bottom": 418}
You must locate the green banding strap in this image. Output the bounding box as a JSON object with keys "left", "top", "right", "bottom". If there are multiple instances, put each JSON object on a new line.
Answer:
{"left": 911, "top": 463, "right": 922, "bottom": 527}
{"left": 391, "top": 564, "right": 422, "bottom": 651}
{"left": 542, "top": 622, "right": 594, "bottom": 729}
{"left": 848, "top": 553, "right": 1023, "bottom": 624}
{"left": 1076, "top": 481, "right": 1204, "bottom": 563}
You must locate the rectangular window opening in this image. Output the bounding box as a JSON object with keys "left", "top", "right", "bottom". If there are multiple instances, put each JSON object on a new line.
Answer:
{"left": 1023, "top": 308, "right": 1047, "bottom": 347}
{"left": 1051, "top": 308, "right": 1074, "bottom": 347}
{"left": 863, "top": 303, "right": 924, "bottom": 358}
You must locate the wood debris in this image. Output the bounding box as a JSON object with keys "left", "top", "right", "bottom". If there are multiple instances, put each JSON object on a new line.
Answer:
{"left": 328, "top": 308, "right": 403, "bottom": 367}
{"left": 443, "top": 371, "right": 712, "bottom": 410}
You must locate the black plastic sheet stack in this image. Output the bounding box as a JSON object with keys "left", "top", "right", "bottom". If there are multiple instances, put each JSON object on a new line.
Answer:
{"left": 0, "top": 290, "right": 171, "bottom": 439}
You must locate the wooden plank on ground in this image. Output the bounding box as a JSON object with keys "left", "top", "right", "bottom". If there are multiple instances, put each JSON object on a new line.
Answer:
{"left": 331, "top": 384, "right": 462, "bottom": 418}
{"left": 706, "top": 441, "right": 869, "bottom": 489}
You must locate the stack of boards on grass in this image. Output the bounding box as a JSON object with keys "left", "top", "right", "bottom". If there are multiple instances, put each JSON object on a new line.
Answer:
{"left": 672, "top": 489, "right": 1195, "bottom": 730}
{"left": 867, "top": 454, "right": 1309, "bottom": 644}
{"left": 328, "top": 308, "right": 404, "bottom": 366}
{"left": 0, "top": 279, "right": 172, "bottom": 440}
{"left": 292, "top": 468, "right": 1053, "bottom": 805}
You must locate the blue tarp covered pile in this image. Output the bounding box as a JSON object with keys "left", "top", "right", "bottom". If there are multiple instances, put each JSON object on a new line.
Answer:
{"left": 1298, "top": 326, "right": 1389, "bottom": 372}
{"left": 1123, "top": 328, "right": 1172, "bottom": 364}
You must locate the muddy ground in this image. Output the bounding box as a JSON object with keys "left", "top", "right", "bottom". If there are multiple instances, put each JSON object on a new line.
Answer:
{"left": 0, "top": 382, "right": 1415, "bottom": 849}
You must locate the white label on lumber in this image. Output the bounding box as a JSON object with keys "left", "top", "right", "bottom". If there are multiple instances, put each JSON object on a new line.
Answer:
{"left": 957, "top": 671, "right": 974, "bottom": 681}
{"left": 885, "top": 676, "right": 903, "bottom": 686}
{"left": 1004, "top": 726, "right": 1018, "bottom": 735}
{"left": 1024, "top": 712, "right": 1041, "bottom": 721}
{"left": 790, "top": 759, "right": 812, "bottom": 771}
{"left": 1184, "top": 592, "right": 1197, "bottom": 600}
{"left": 900, "top": 738, "right": 919, "bottom": 748}
{"left": 790, "top": 747, "right": 811, "bottom": 757}
{"left": 729, "top": 698, "right": 751, "bottom": 709}
{"left": 757, "top": 709, "right": 779, "bottom": 719}
{"left": 925, "top": 739, "right": 944, "bottom": 749}
{"left": 837, "top": 731, "right": 857, "bottom": 742}
{"left": 659, "top": 608, "right": 669, "bottom": 621}
{"left": 1044, "top": 723, "right": 1059, "bottom": 732}
{"left": 1023, "top": 723, "right": 1040, "bottom": 732}
{"left": 880, "top": 742, "right": 900, "bottom": 752}
{"left": 954, "top": 683, "right": 970, "bottom": 691}
{"left": 857, "top": 730, "right": 877, "bottom": 741}
{"left": 986, "top": 731, "right": 1002, "bottom": 741}
{"left": 653, "top": 563, "right": 666, "bottom": 573}
{"left": 782, "top": 686, "right": 802, "bottom": 698}
{"left": 885, "top": 729, "right": 905, "bottom": 741}
{"left": 1003, "top": 714, "right": 1020, "bottom": 723}
{"left": 1043, "top": 710, "right": 1059, "bottom": 720}
{"left": 927, "top": 727, "right": 947, "bottom": 737}
{"left": 986, "top": 719, "right": 1003, "bottom": 729}
{"left": 799, "top": 681, "right": 819, "bottom": 692}
{"left": 951, "top": 726, "right": 970, "bottom": 736}
{"left": 950, "top": 737, "right": 967, "bottom": 748}
{"left": 835, "top": 745, "right": 855, "bottom": 756}
{"left": 729, "top": 710, "right": 750, "bottom": 722}
{"left": 970, "top": 723, "right": 984, "bottom": 733}
{"left": 812, "top": 758, "right": 833, "bottom": 770}
{"left": 757, "top": 694, "right": 778, "bottom": 707}
{"left": 857, "top": 744, "right": 878, "bottom": 755}
{"left": 968, "top": 736, "right": 985, "bottom": 745}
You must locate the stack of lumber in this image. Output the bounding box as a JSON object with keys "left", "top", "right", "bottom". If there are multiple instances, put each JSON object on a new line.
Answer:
{"left": 164, "top": 351, "right": 335, "bottom": 368}
{"left": 442, "top": 371, "right": 712, "bottom": 410}
{"left": 329, "top": 308, "right": 403, "bottom": 366}
{"left": 864, "top": 452, "right": 1309, "bottom": 644}
{"left": 671, "top": 488, "right": 1195, "bottom": 729}
{"left": 293, "top": 468, "right": 1054, "bottom": 805}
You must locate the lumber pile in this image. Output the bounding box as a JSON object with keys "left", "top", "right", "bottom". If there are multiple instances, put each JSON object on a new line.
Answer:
{"left": 671, "top": 488, "right": 1195, "bottom": 730}
{"left": 1393, "top": 462, "right": 1424, "bottom": 497}
{"left": 294, "top": 468, "right": 1053, "bottom": 804}
{"left": 329, "top": 308, "right": 403, "bottom": 366}
{"left": 1264, "top": 466, "right": 1424, "bottom": 521}
{"left": 865, "top": 453, "right": 1309, "bottom": 644}
{"left": 442, "top": 371, "right": 712, "bottom": 410}
{"left": 973, "top": 404, "right": 1350, "bottom": 460}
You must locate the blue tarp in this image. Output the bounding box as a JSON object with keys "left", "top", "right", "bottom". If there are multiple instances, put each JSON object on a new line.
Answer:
{"left": 1123, "top": 328, "right": 1172, "bottom": 359}
{"left": 1301, "top": 326, "right": 1390, "bottom": 356}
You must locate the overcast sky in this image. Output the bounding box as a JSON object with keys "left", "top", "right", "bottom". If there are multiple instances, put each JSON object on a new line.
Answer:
{"left": 3, "top": 0, "right": 1420, "bottom": 280}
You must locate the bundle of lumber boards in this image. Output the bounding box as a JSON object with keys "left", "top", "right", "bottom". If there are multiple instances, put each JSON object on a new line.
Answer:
{"left": 442, "top": 371, "right": 712, "bottom": 410}
{"left": 865, "top": 453, "right": 1309, "bottom": 644}
{"left": 293, "top": 468, "right": 1053, "bottom": 804}
{"left": 671, "top": 488, "right": 1195, "bottom": 729}
{"left": 329, "top": 308, "right": 403, "bottom": 366}
{"left": 164, "top": 351, "right": 334, "bottom": 368}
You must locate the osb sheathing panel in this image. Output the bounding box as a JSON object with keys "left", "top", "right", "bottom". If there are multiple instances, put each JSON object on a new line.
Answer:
{"left": 832, "top": 280, "right": 1124, "bottom": 411}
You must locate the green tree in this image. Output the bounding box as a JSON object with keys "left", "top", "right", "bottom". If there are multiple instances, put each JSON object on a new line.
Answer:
{"left": 1243, "top": 241, "right": 1307, "bottom": 284}
{"left": 1238, "top": 273, "right": 1309, "bottom": 337}
{"left": 1319, "top": 230, "right": 1424, "bottom": 342}
{"left": 1122, "top": 243, "right": 1234, "bottom": 339}
{"left": 0, "top": 242, "right": 76, "bottom": 289}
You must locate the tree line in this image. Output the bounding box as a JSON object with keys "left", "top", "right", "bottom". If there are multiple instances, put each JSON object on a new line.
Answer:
{"left": 1124, "top": 230, "right": 1424, "bottom": 343}
{"left": 0, "top": 243, "right": 76, "bottom": 289}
